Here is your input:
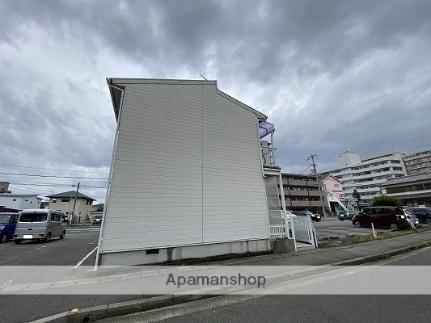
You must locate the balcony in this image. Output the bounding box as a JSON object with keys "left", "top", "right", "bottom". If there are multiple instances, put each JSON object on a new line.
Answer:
{"left": 308, "top": 190, "right": 322, "bottom": 197}
{"left": 289, "top": 200, "right": 311, "bottom": 207}
{"left": 286, "top": 190, "right": 309, "bottom": 197}
{"left": 309, "top": 201, "right": 325, "bottom": 207}
{"left": 286, "top": 179, "right": 309, "bottom": 186}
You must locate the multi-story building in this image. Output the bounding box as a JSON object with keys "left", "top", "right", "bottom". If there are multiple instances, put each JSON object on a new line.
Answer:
{"left": 281, "top": 173, "right": 327, "bottom": 215}
{"left": 99, "top": 78, "right": 276, "bottom": 265}
{"left": 381, "top": 173, "right": 431, "bottom": 207}
{"left": 261, "top": 139, "right": 327, "bottom": 221}
{"left": 403, "top": 150, "right": 431, "bottom": 175}
{"left": 322, "top": 151, "right": 407, "bottom": 204}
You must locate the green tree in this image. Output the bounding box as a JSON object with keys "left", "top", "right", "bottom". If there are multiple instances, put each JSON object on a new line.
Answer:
{"left": 352, "top": 189, "right": 361, "bottom": 209}
{"left": 372, "top": 195, "right": 402, "bottom": 207}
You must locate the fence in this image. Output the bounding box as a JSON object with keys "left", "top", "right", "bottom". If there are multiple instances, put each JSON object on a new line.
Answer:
{"left": 269, "top": 211, "right": 318, "bottom": 250}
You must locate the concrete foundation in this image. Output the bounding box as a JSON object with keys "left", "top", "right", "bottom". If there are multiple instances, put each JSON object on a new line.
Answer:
{"left": 99, "top": 239, "right": 273, "bottom": 266}
{"left": 271, "top": 238, "right": 296, "bottom": 253}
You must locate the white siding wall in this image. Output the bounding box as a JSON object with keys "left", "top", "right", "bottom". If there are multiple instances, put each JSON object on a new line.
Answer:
{"left": 100, "top": 81, "right": 269, "bottom": 253}
{"left": 202, "top": 85, "right": 269, "bottom": 242}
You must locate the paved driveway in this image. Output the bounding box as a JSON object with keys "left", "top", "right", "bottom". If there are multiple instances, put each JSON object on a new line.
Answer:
{"left": 314, "top": 217, "right": 388, "bottom": 240}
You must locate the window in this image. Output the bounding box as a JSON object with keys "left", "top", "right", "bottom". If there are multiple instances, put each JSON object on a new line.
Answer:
{"left": 61, "top": 198, "right": 70, "bottom": 202}
{"left": 51, "top": 213, "right": 62, "bottom": 221}
{"left": 19, "top": 212, "right": 48, "bottom": 222}
{"left": 12, "top": 198, "right": 16, "bottom": 201}
{"left": 52, "top": 199, "right": 57, "bottom": 203}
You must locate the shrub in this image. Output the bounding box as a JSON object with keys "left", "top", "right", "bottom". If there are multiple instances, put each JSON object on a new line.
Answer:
{"left": 371, "top": 195, "right": 402, "bottom": 207}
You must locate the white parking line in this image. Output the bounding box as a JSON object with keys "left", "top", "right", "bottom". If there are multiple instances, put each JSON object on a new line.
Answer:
{"left": 74, "top": 246, "right": 98, "bottom": 269}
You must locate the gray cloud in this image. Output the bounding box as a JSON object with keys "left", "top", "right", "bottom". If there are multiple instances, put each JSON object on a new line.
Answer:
{"left": 0, "top": 0, "right": 430, "bottom": 199}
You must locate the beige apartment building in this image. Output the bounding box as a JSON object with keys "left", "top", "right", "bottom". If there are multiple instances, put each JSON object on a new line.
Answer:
{"left": 47, "top": 191, "right": 95, "bottom": 223}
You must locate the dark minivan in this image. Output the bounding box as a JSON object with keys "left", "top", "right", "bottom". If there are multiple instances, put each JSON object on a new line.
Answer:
{"left": 352, "top": 206, "right": 410, "bottom": 230}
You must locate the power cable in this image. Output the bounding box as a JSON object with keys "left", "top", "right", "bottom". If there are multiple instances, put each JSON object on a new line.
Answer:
{"left": 0, "top": 171, "right": 107, "bottom": 180}
{"left": 0, "top": 164, "right": 109, "bottom": 175}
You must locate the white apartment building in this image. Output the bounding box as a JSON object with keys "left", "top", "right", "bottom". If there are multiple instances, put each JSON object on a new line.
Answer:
{"left": 403, "top": 150, "right": 431, "bottom": 175}
{"left": 98, "top": 78, "right": 272, "bottom": 265}
{"left": 323, "top": 152, "right": 407, "bottom": 204}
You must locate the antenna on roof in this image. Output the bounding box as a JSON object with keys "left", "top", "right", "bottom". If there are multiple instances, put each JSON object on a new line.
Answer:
{"left": 199, "top": 74, "right": 208, "bottom": 81}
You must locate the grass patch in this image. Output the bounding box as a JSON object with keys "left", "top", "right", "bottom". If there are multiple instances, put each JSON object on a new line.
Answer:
{"left": 321, "top": 225, "right": 431, "bottom": 248}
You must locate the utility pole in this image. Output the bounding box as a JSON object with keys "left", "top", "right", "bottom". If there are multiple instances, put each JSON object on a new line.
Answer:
{"left": 308, "top": 154, "right": 327, "bottom": 218}
{"left": 71, "top": 182, "right": 80, "bottom": 224}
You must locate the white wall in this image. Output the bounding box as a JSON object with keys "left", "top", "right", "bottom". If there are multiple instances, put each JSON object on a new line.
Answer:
{"left": 99, "top": 80, "right": 269, "bottom": 254}
{"left": 0, "top": 195, "right": 40, "bottom": 210}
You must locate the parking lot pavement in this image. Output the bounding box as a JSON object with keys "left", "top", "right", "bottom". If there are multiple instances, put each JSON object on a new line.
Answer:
{"left": 0, "top": 226, "right": 133, "bottom": 323}
{"left": 314, "top": 217, "right": 388, "bottom": 240}
{"left": 0, "top": 226, "right": 100, "bottom": 266}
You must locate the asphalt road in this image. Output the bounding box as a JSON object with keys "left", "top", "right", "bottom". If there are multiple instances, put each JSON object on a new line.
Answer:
{"left": 106, "top": 247, "right": 431, "bottom": 323}
{"left": 0, "top": 226, "right": 129, "bottom": 323}
{"left": 1, "top": 227, "right": 430, "bottom": 323}
{"left": 131, "top": 295, "right": 431, "bottom": 323}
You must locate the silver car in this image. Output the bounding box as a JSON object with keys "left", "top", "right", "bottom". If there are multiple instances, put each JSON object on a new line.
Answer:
{"left": 14, "top": 209, "right": 67, "bottom": 244}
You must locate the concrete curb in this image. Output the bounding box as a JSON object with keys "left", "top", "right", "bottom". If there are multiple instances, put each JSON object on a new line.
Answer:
{"left": 333, "top": 241, "right": 431, "bottom": 266}
{"left": 29, "top": 295, "right": 215, "bottom": 323}
{"left": 30, "top": 240, "right": 431, "bottom": 323}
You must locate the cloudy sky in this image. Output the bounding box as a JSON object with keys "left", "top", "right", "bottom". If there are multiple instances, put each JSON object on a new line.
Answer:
{"left": 0, "top": 0, "right": 430, "bottom": 201}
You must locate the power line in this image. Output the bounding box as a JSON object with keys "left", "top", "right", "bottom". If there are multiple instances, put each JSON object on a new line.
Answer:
{"left": 9, "top": 182, "right": 107, "bottom": 189}
{"left": 0, "top": 164, "right": 109, "bottom": 175}
{"left": 0, "top": 171, "right": 107, "bottom": 180}
{"left": 9, "top": 182, "right": 75, "bottom": 187}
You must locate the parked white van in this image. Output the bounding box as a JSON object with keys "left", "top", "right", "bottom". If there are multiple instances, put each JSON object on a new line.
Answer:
{"left": 14, "top": 209, "right": 67, "bottom": 244}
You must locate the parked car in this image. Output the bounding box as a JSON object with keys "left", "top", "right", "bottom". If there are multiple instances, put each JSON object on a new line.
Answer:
{"left": 352, "top": 206, "right": 411, "bottom": 230}
{"left": 404, "top": 207, "right": 431, "bottom": 224}
{"left": 0, "top": 212, "right": 19, "bottom": 243}
{"left": 293, "top": 210, "right": 321, "bottom": 222}
{"left": 338, "top": 212, "right": 355, "bottom": 221}
{"left": 404, "top": 210, "right": 419, "bottom": 229}
{"left": 92, "top": 214, "right": 103, "bottom": 226}
{"left": 14, "top": 209, "right": 67, "bottom": 244}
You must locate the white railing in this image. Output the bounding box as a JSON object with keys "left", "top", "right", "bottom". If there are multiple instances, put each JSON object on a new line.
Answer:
{"left": 269, "top": 211, "right": 318, "bottom": 250}
{"left": 269, "top": 224, "right": 289, "bottom": 239}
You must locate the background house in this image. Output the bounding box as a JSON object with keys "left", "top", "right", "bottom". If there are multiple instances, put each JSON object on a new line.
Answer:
{"left": 46, "top": 191, "right": 95, "bottom": 223}
{"left": 0, "top": 181, "right": 10, "bottom": 193}
{"left": 0, "top": 193, "right": 41, "bottom": 210}
{"left": 321, "top": 175, "right": 348, "bottom": 215}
